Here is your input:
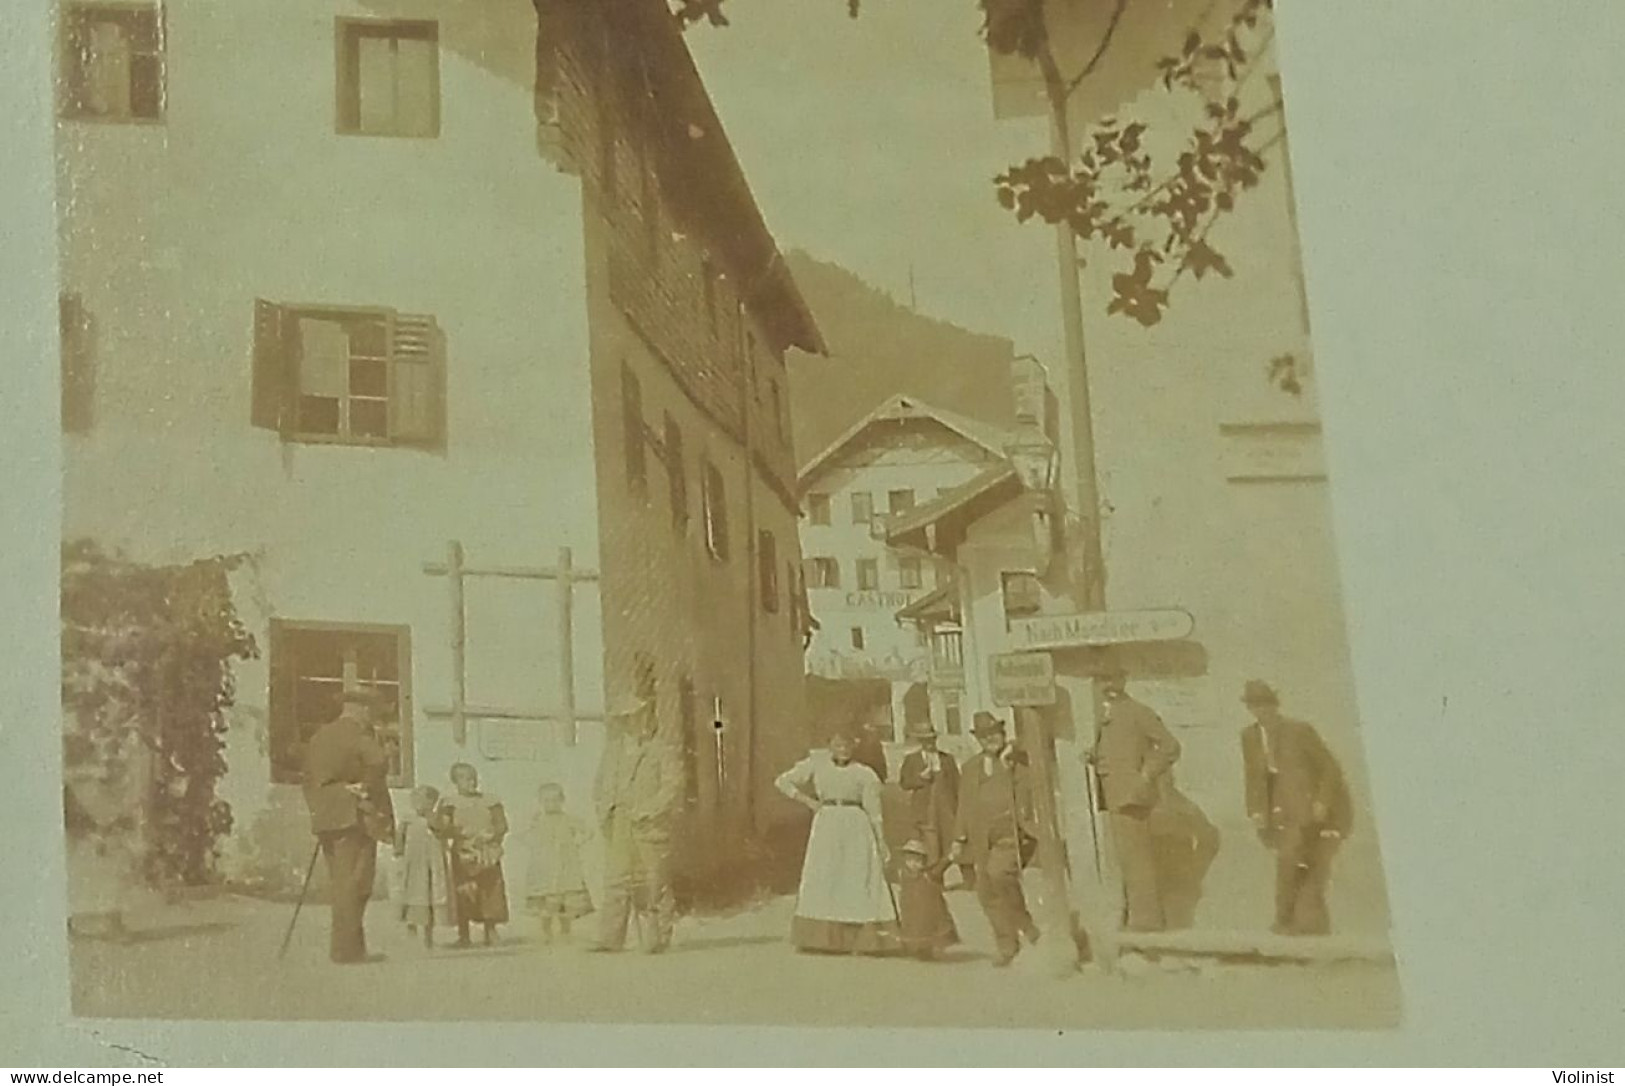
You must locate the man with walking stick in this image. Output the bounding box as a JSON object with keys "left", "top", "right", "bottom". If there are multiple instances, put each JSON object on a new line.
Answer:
{"left": 298, "top": 688, "right": 396, "bottom": 964}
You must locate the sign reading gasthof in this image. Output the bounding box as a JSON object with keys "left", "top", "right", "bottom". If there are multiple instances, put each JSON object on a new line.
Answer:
{"left": 1007, "top": 608, "right": 1194, "bottom": 650}
{"left": 989, "top": 651, "right": 1056, "bottom": 707}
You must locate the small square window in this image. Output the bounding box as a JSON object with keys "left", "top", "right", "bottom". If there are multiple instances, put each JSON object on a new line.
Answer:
{"left": 850, "top": 492, "right": 874, "bottom": 526}
{"left": 60, "top": 4, "right": 164, "bottom": 123}
{"left": 888, "top": 489, "right": 916, "bottom": 515}
{"left": 805, "top": 557, "right": 839, "bottom": 589}
{"left": 856, "top": 558, "right": 880, "bottom": 592}
{"left": 806, "top": 493, "right": 831, "bottom": 526}
{"left": 337, "top": 19, "right": 440, "bottom": 138}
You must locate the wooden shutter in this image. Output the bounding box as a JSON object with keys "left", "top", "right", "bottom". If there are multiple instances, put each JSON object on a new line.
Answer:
{"left": 389, "top": 312, "right": 446, "bottom": 449}
{"left": 250, "top": 299, "right": 294, "bottom": 432}
{"left": 665, "top": 414, "right": 687, "bottom": 531}
{"left": 758, "top": 530, "right": 778, "bottom": 613}
{"left": 59, "top": 293, "right": 93, "bottom": 433}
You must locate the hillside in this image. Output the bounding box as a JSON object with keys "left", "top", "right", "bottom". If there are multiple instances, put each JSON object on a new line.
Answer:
{"left": 783, "top": 251, "right": 1017, "bottom": 469}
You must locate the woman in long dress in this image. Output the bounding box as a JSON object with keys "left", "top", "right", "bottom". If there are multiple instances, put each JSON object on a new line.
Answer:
{"left": 775, "top": 731, "right": 900, "bottom": 954}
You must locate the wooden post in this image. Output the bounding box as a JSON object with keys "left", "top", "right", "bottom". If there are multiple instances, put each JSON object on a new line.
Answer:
{"left": 448, "top": 541, "right": 468, "bottom": 747}
{"left": 1018, "top": 705, "right": 1082, "bottom": 977}
{"left": 558, "top": 545, "right": 576, "bottom": 746}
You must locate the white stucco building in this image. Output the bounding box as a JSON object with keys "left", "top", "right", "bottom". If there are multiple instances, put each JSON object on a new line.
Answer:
{"left": 796, "top": 394, "right": 1028, "bottom": 741}
{"left": 57, "top": 0, "right": 822, "bottom": 898}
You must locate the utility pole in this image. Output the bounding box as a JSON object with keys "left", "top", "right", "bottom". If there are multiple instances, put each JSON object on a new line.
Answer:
{"left": 1028, "top": 43, "right": 1120, "bottom": 974}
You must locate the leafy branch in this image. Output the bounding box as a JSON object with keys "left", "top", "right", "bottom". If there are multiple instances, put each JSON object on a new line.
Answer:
{"left": 673, "top": 0, "right": 1284, "bottom": 329}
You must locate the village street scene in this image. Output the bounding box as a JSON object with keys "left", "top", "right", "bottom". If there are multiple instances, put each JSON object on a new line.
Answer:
{"left": 56, "top": 0, "right": 1399, "bottom": 1028}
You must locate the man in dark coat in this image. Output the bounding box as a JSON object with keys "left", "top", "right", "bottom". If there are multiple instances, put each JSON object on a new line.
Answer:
{"left": 951, "top": 712, "right": 1040, "bottom": 966}
{"left": 301, "top": 689, "right": 395, "bottom": 964}
{"left": 592, "top": 693, "right": 684, "bottom": 953}
{"left": 1239, "top": 680, "right": 1353, "bottom": 935}
{"left": 897, "top": 719, "right": 962, "bottom": 882}
{"left": 1087, "top": 667, "right": 1182, "bottom": 932}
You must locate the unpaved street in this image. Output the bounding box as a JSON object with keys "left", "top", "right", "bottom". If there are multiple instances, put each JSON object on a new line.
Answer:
{"left": 71, "top": 890, "right": 1400, "bottom": 1030}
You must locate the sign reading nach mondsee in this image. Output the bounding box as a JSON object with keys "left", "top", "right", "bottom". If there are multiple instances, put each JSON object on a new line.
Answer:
{"left": 1007, "top": 608, "right": 1194, "bottom": 650}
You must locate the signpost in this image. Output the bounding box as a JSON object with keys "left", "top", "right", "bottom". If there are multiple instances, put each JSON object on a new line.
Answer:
{"left": 1007, "top": 608, "right": 1194, "bottom": 651}
{"left": 989, "top": 651, "right": 1057, "bottom": 707}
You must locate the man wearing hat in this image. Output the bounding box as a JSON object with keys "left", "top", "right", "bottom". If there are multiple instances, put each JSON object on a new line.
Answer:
{"left": 1239, "top": 680, "right": 1352, "bottom": 935}
{"left": 301, "top": 688, "right": 396, "bottom": 964}
{"left": 950, "top": 711, "right": 1040, "bottom": 966}
{"left": 592, "top": 691, "right": 683, "bottom": 952}
{"left": 1088, "top": 666, "right": 1182, "bottom": 932}
{"left": 898, "top": 720, "right": 965, "bottom": 886}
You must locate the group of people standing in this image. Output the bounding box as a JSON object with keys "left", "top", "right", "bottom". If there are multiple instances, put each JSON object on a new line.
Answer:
{"left": 299, "top": 689, "right": 676, "bottom": 964}
{"left": 776, "top": 709, "right": 1044, "bottom": 967}
{"left": 297, "top": 669, "right": 1354, "bottom": 966}
{"left": 775, "top": 668, "right": 1357, "bottom": 966}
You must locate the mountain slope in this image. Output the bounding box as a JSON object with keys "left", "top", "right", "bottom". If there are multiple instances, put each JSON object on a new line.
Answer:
{"left": 783, "top": 251, "right": 1016, "bottom": 469}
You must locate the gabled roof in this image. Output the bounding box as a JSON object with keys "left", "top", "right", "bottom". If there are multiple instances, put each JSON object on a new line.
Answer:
{"left": 883, "top": 462, "right": 1023, "bottom": 554}
{"left": 797, "top": 394, "right": 1023, "bottom": 490}
{"left": 894, "top": 582, "right": 958, "bottom": 625}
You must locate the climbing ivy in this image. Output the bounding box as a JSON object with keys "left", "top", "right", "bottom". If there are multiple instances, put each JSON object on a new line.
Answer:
{"left": 60, "top": 540, "right": 259, "bottom": 886}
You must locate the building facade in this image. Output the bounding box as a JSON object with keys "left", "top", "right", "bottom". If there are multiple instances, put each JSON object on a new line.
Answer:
{"left": 797, "top": 395, "right": 1020, "bottom": 741}
{"left": 57, "top": 0, "right": 821, "bottom": 898}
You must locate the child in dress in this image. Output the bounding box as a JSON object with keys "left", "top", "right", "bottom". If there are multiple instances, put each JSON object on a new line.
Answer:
{"left": 897, "top": 838, "right": 959, "bottom": 961}
{"left": 393, "top": 784, "right": 452, "bottom": 948}
{"left": 522, "top": 781, "right": 594, "bottom": 945}
{"left": 438, "top": 763, "right": 509, "bottom": 948}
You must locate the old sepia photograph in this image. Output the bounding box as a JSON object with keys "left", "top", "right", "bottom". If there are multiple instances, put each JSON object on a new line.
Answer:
{"left": 53, "top": 0, "right": 1401, "bottom": 1031}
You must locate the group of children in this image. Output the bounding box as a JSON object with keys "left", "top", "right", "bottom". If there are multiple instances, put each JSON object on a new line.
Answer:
{"left": 391, "top": 764, "right": 594, "bottom": 949}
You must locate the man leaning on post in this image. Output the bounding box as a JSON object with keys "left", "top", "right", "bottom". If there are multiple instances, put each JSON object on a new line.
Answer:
{"left": 1087, "top": 665, "right": 1181, "bottom": 933}
{"left": 301, "top": 688, "right": 396, "bottom": 964}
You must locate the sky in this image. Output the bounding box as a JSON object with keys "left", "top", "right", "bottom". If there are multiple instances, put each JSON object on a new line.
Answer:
{"left": 682, "top": 0, "right": 1067, "bottom": 364}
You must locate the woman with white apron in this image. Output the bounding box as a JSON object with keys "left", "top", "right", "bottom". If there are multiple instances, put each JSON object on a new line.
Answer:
{"left": 775, "top": 729, "right": 900, "bottom": 954}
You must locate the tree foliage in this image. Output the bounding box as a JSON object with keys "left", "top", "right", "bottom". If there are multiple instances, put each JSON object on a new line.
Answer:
{"left": 61, "top": 540, "right": 259, "bottom": 886}
{"left": 673, "top": 0, "right": 1285, "bottom": 331}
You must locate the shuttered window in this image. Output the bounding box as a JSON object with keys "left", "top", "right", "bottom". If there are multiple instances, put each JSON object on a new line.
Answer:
{"left": 60, "top": 4, "right": 164, "bottom": 123}
{"left": 623, "top": 364, "right": 647, "bottom": 495}
{"left": 664, "top": 412, "right": 688, "bottom": 532}
{"left": 60, "top": 293, "right": 94, "bottom": 433}
{"left": 702, "top": 461, "right": 729, "bottom": 561}
{"left": 250, "top": 301, "right": 445, "bottom": 449}
{"left": 336, "top": 19, "right": 440, "bottom": 138}
{"left": 758, "top": 530, "right": 779, "bottom": 614}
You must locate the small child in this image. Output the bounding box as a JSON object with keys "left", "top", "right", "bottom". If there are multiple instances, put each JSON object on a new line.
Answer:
{"left": 897, "top": 838, "right": 959, "bottom": 961}
{"left": 439, "top": 763, "right": 509, "bottom": 948}
{"left": 522, "top": 782, "right": 594, "bottom": 945}
{"left": 394, "top": 784, "right": 452, "bottom": 948}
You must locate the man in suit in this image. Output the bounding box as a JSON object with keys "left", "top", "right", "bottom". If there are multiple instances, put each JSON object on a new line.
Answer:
{"left": 1239, "top": 679, "right": 1353, "bottom": 935}
{"left": 593, "top": 692, "right": 684, "bottom": 953}
{"left": 1087, "top": 666, "right": 1181, "bottom": 932}
{"left": 898, "top": 719, "right": 963, "bottom": 883}
{"left": 951, "top": 712, "right": 1040, "bottom": 966}
{"left": 301, "top": 688, "right": 396, "bottom": 964}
